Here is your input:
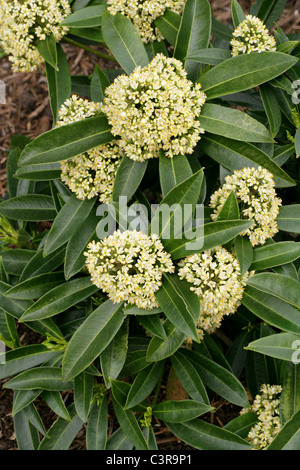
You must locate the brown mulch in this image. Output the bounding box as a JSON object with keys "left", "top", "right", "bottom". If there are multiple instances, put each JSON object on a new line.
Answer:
{"left": 1, "top": 0, "right": 300, "bottom": 451}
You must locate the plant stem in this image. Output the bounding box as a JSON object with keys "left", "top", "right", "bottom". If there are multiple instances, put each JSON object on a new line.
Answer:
{"left": 64, "top": 37, "right": 118, "bottom": 63}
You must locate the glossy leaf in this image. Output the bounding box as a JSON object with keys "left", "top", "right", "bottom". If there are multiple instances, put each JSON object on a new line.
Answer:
{"left": 4, "top": 367, "right": 73, "bottom": 391}
{"left": 19, "top": 277, "right": 98, "bottom": 322}
{"left": 153, "top": 400, "right": 213, "bottom": 423}
{"left": 4, "top": 272, "right": 65, "bottom": 300}
{"left": 62, "top": 300, "right": 125, "bottom": 380}
{"left": 159, "top": 151, "right": 192, "bottom": 197}
{"left": 112, "top": 157, "right": 148, "bottom": 202}
{"left": 86, "top": 398, "right": 108, "bottom": 450}
{"left": 146, "top": 319, "right": 185, "bottom": 363}
{"left": 0, "top": 345, "right": 57, "bottom": 380}
{"left": 101, "top": 12, "right": 149, "bottom": 75}
{"left": 61, "top": 5, "right": 106, "bottom": 27}
{"left": 245, "top": 332, "right": 300, "bottom": 361}
{"left": 200, "top": 103, "right": 273, "bottom": 143}
{"left": 200, "top": 52, "right": 298, "bottom": 100}
{"left": 125, "top": 361, "right": 164, "bottom": 409}
{"left": 100, "top": 319, "right": 129, "bottom": 389}
{"left": 280, "top": 363, "right": 300, "bottom": 425}
{"left": 250, "top": 242, "right": 300, "bottom": 271}
{"left": 0, "top": 195, "right": 56, "bottom": 221}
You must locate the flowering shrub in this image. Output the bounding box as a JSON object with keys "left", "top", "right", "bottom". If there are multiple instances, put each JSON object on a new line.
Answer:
{"left": 1, "top": 0, "right": 300, "bottom": 452}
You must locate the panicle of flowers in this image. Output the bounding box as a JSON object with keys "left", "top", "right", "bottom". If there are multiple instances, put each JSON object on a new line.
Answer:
{"left": 0, "top": 0, "right": 71, "bottom": 72}
{"left": 106, "top": 0, "right": 186, "bottom": 43}
{"left": 102, "top": 54, "right": 206, "bottom": 162}
{"left": 209, "top": 167, "right": 282, "bottom": 247}
{"left": 241, "top": 384, "right": 282, "bottom": 450}
{"left": 178, "top": 246, "right": 251, "bottom": 342}
{"left": 84, "top": 230, "right": 175, "bottom": 310}
{"left": 231, "top": 15, "right": 276, "bottom": 57}
{"left": 56, "top": 95, "right": 123, "bottom": 204}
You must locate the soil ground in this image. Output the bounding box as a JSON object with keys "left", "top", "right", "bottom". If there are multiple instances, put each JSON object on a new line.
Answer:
{"left": 0, "top": 0, "right": 300, "bottom": 451}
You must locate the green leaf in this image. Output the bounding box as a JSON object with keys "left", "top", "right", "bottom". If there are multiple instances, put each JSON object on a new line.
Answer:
{"left": 245, "top": 332, "right": 300, "bottom": 361}
{"left": 280, "top": 363, "right": 300, "bottom": 425}
{"left": 267, "top": 409, "right": 300, "bottom": 450}
{"left": 166, "top": 419, "right": 251, "bottom": 450}
{"left": 150, "top": 169, "right": 204, "bottom": 240}
{"left": 295, "top": 126, "right": 300, "bottom": 158}
{"left": 138, "top": 315, "right": 167, "bottom": 341}
{"left": 146, "top": 319, "right": 185, "bottom": 362}
{"left": 38, "top": 403, "right": 83, "bottom": 450}
{"left": 19, "top": 246, "right": 65, "bottom": 281}
{"left": 174, "top": 0, "right": 211, "bottom": 80}
{"left": 182, "top": 350, "right": 250, "bottom": 407}
{"left": 100, "top": 319, "right": 129, "bottom": 389}
{"left": 37, "top": 34, "right": 57, "bottom": 69}
{"left": 153, "top": 400, "right": 213, "bottom": 423}
{"left": 74, "top": 371, "right": 94, "bottom": 422}
{"left": 106, "top": 427, "right": 134, "bottom": 450}
{"left": 201, "top": 134, "right": 295, "bottom": 188}
{"left": 251, "top": 0, "right": 288, "bottom": 30}
{"left": 61, "top": 5, "right": 106, "bottom": 27}
{"left": 159, "top": 151, "right": 192, "bottom": 197}
{"left": 18, "top": 115, "right": 113, "bottom": 166}
{"left": 155, "top": 274, "right": 200, "bottom": 341}
{"left": 86, "top": 398, "right": 108, "bottom": 450}
{"left": 259, "top": 84, "right": 282, "bottom": 138}
{"left": 200, "top": 52, "right": 298, "bottom": 100}
{"left": 242, "top": 285, "right": 300, "bottom": 335}
{"left": 234, "top": 236, "right": 253, "bottom": 276}
{"left": 154, "top": 10, "right": 181, "bottom": 47}
{"left": 45, "top": 44, "right": 71, "bottom": 124}
{"left": 23, "top": 403, "right": 48, "bottom": 437}
{"left": 200, "top": 103, "right": 273, "bottom": 143}
{"left": 225, "top": 331, "right": 251, "bottom": 378}
{"left": 245, "top": 272, "right": 300, "bottom": 309}
{"left": 216, "top": 191, "right": 239, "bottom": 221}
{"left": 112, "top": 157, "right": 148, "bottom": 202}
{"left": 231, "top": 0, "right": 246, "bottom": 28}
{"left": 277, "top": 205, "right": 300, "bottom": 233}
{"left": 171, "top": 350, "right": 209, "bottom": 404}
{"left": 186, "top": 48, "right": 232, "bottom": 65}
{"left": 62, "top": 300, "right": 125, "bottom": 380}
{"left": 2, "top": 249, "right": 36, "bottom": 276}
{"left": 15, "top": 162, "right": 62, "bottom": 181}
{"left": 90, "top": 64, "right": 110, "bottom": 103}
{"left": 0, "top": 195, "right": 56, "bottom": 221}
{"left": 224, "top": 412, "right": 258, "bottom": 439}
{"left": 19, "top": 277, "right": 98, "bottom": 322}
{"left": 163, "top": 219, "right": 253, "bottom": 260}
{"left": 125, "top": 361, "right": 164, "bottom": 409}
{"left": 4, "top": 272, "right": 65, "bottom": 300}
{"left": 110, "top": 379, "right": 149, "bottom": 450}
{"left": 250, "top": 242, "right": 300, "bottom": 271}
{"left": 13, "top": 410, "right": 40, "bottom": 450}
{"left": 12, "top": 390, "right": 42, "bottom": 417}
{"left": 101, "top": 12, "right": 149, "bottom": 75}
{"left": 4, "top": 367, "right": 73, "bottom": 391}
{"left": 64, "top": 209, "right": 98, "bottom": 279}
{"left": 6, "top": 147, "right": 20, "bottom": 198}
{"left": 41, "top": 391, "right": 71, "bottom": 421}
{"left": 43, "top": 195, "right": 95, "bottom": 256}
{"left": 0, "top": 345, "right": 57, "bottom": 380}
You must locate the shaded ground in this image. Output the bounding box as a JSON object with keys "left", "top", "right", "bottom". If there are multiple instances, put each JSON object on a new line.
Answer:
{"left": 0, "top": 0, "right": 300, "bottom": 451}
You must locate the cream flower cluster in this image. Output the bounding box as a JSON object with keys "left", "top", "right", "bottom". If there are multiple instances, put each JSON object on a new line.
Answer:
{"left": 84, "top": 230, "right": 175, "bottom": 309}
{"left": 209, "top": 167, "right": 282, "bottom": 247}
{"left": 241, "top": 384, "right": 282, "bottom": 450}
{"left": 0, "top": 0, "right": 71, "bottom": 72}
{"left": 106, "top": 0, "right": 186, "bottom": 43}
{"left": 56, "top": 95, "right": 123, "bottom": 204}
{"left": 231, "top": 15, "right": 276, "bottom": 57}
{"left": 102, "top": 54, "right": 206, "bottom": 162}
{"left": 178, "top": 246, "right": 250, "bottom": 341}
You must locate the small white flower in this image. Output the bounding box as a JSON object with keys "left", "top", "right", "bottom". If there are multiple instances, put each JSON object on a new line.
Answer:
{"left": 178, "top": 246, "right": 251, "bottom": 342}
{"left": 107, "top": 0, "right": 186, "bottom": 43}
{"left": 209, "top": 167, "right": 282, "bottom": 247}
{"left": 84, "top": 230, "right": 175, "bottom": 309}
{"left": 231, "top": 15, "right": 276, "bottom": 57}
{"left": 56, "top": 95, "right": 123, "bottom": 203}
{"left": 0, "top": 0, "right": 71, "bottom": 72}
{"left": 241, "top": 384, "right": 282, "bottom": 450}
{"left": 102, "top": 54, "right": 206, "bottom": 162}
